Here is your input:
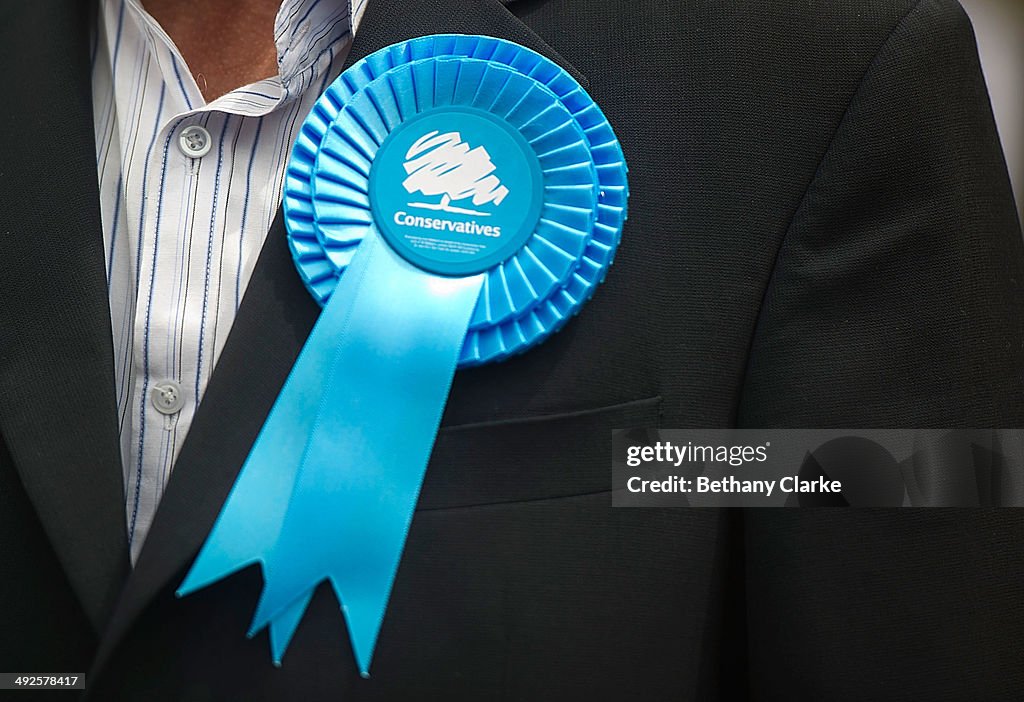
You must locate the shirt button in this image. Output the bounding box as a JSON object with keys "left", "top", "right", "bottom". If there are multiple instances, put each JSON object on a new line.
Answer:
{"left": 151, "top": 380, "right": 185, "bottom": 415}
{"left": 179, "top": 125, "right": 212, "bottom": 158}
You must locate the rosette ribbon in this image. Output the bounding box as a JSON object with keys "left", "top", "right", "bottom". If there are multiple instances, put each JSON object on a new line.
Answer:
{"left": 178, "top": 35, "right": 628, "bottom": 677}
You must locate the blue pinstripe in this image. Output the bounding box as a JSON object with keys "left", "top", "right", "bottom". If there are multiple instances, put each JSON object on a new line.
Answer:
{"left": 92, "top": 0, "right": 359, "bottom": 562}
{"left": 129, "top": 87, "right": 170, "bottom": 544}
{"left": 195, "top": 115, "right": 231, "bottom": 404}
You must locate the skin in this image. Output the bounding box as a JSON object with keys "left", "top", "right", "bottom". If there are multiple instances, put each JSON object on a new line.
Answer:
{"left": 143, "top": 0, "right": 281, "bottom": 102}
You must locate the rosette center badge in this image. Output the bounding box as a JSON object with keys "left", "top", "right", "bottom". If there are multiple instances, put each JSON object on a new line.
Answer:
{"left": 178, "top": 34, "right": 629, "bottom": 679}
{"left": 371, "top": 106, "right": 543, "bottom": 275}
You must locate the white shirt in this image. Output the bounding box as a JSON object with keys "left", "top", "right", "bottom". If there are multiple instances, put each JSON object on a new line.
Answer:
{"left": 91, "top": 0, "right": 366, "bottom": 561}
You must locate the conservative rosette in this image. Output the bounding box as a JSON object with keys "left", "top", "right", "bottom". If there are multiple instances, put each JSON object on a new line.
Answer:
{"left": 284, "top": 34, "right": 628, "bottom": 365}
{"left": 180, "top": 34, "right": 629, "bottom": 679}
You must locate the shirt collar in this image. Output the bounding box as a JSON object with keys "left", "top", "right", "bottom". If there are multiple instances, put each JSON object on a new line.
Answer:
{"left": 273, "top": 0, "right": 363, "bottom": 96}
{"left": 112, "top": 0, "right": 361, "bottom": 113}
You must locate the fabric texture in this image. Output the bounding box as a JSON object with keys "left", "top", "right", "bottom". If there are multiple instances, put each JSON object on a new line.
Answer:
{"left": 0, "top": 0, "right": 1021, "bottom": 700}
{"left": 92, "top": 0, "right": 364, "bottom": 560}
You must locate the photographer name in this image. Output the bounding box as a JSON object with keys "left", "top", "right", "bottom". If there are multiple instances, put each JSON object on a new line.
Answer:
{"left": 625, "top": 475, "right": 842, "bottom": 497}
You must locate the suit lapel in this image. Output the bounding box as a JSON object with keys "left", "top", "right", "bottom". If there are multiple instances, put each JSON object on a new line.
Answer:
{"left": 0, "top": 0, "right": 130, "bottom": 632}
{"left": 91, "top": 0, "right": 585, "bottom": 676}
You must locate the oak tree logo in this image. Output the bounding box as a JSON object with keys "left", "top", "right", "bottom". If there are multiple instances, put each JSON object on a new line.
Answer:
{"left": 402, "top": 130, "right": 509, "bottom": 217}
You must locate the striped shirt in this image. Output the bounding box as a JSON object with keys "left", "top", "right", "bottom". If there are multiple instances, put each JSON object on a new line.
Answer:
{"left": 90, "top": 0, "right": 365, "bottom": 561}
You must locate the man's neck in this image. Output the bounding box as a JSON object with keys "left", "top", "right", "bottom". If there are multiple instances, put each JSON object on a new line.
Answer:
{"left": 143, "top": 0, "right": 281, "bottom": 102}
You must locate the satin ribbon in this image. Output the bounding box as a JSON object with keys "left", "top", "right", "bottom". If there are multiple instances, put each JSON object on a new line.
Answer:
{"left": 177, "top": 34, "right": 628, "bottom": 680}
{"left": 178, "top": 227, "right": 483, "bottom": 676}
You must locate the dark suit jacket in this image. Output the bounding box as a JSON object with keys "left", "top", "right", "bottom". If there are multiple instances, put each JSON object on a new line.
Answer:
{"left": 2, "top": 0, "right": 1023, "bottom": 699}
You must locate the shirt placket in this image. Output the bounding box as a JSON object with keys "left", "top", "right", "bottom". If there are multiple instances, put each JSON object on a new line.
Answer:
{"left": 127, "top": 108, "right": 215, "bottom": 553}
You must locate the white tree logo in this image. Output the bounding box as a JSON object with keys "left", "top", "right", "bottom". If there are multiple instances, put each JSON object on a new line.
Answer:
{"left": 402, "top": 131, "right": 509, "bottom": 216}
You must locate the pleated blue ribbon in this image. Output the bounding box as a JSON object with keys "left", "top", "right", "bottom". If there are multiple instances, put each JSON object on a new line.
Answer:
{"left": 178, "top": 34, "right": 628, "bottom": 678}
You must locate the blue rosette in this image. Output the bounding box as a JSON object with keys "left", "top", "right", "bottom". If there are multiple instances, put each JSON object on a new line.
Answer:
{"left": 284, "top": 34, "right": 628, "bottom": 365}
{"left": 180, "top": 35, "right": 628, "bottom": 679}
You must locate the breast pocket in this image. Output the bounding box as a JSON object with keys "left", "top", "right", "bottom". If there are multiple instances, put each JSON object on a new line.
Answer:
{"left": 418, "top": 396, "right": 664, "bottom": 510}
